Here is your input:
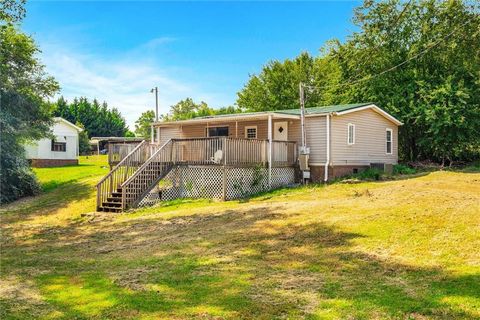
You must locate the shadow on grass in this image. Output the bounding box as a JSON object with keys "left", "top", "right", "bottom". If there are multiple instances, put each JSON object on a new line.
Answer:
{"left": 2, "top": 205, "right": 479, "bottom": 319}
{"left": 0, "top": 181, "right": 92, "bottom": 221}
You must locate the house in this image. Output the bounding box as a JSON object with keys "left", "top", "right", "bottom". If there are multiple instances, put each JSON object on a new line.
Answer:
{"left": 25, "top": 117, "right": 83, "bottom": 167}
{"left": 96, "top": 103, "right": 401, "bottom": 212}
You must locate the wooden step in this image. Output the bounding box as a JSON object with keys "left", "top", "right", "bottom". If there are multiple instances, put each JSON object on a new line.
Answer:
{"left": 102, "top": 201, "right": 121, "bottom": 208}
{"left": 98, "top": 206, "right": 122, "bottom": 213}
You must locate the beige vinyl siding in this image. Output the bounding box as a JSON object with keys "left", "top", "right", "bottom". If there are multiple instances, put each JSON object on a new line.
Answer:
{"left": 158, "top": 126, "right": 184, "bottom": 144}
{"left": 305, "top": 116, "right": 327, "bottom": 164}
{"left": 158, "top": 119, "right": 302, "bottom": 142}
{"left": 331, "top": 108, "right": 398, "bottom": 165}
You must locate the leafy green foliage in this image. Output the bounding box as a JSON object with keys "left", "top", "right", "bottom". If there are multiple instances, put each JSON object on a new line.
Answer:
{"left": 161, "top": 98, "right": 241, "bottom": 121}
{"left": 75, "top": 122, "right": 91, "bottom": 155}
{"left": 236, "top": 0, "right": 480, "bottom": 163}
{"left": 53, "top": 96, "right": 129, "bottom": 138}
{"left": 393, "top": 164, "right": 416, "bottom": 175}
{"left": 134, "top": 110, "right": 155, "bottom": 138}
{"left": 0, "top": 22, "right": 59, "bottom": 203}
{"left": 124, "top": 130, "right": 135, "bottom": 137}
{"left": 0, "top": 0, "right": 25, "bottom": 24}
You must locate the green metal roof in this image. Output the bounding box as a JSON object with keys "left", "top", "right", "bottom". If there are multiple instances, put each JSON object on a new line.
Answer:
{"left": 274, "top": 103, "right": 372, "bottom": 116}
{"left": 155, "top": 102, "right": 376, "bottom": 125}
{"left": 192, "top": 103, "right": 372, "bottom": 120}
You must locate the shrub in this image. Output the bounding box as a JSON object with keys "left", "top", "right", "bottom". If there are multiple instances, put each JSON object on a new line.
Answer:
{"left": 355, "top": 168, "right": 383, "bottom": 181}
{"left": 393, "top": 164, "right": 416, "bottom": 175}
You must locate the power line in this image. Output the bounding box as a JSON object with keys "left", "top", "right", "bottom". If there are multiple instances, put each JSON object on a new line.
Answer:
{"left": 305, "top": 15, "right": 477, "bottom": 91}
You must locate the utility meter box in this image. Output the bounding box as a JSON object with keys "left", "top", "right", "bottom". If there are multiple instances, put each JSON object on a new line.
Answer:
{"left": 299, "top": 154, "right": 309, "bottom": 171}
{"left": 302, "top": 170, "right": 311, "bottom": 179}
{"left": 299, "top": 146, "right": 310, "bottom": 155}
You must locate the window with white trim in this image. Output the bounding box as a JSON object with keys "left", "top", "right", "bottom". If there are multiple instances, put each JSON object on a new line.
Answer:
{"left": 51, "top": 140, "right": 66, "bottom": 152}
{"left": 347, "top": 123, "right": 355, "bottom": 145}
{"left": 386, "top": 128, "right": 393, "bottom": 154}
{"left": 245, "top": 126, "right": 257, "bottom": 139}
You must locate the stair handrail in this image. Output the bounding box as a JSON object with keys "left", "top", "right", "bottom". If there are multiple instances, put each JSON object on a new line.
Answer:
{"left": 121, "top": 139, "right": 173, "bottom": 188}
{"left": 121, "top": 139, "right": 174, "bottom": 210}
{"left": 96, "top": 140, "right": 153, "bottom": 210}
{"left": 96, "top": 140, "right": 147, "bottom": 187}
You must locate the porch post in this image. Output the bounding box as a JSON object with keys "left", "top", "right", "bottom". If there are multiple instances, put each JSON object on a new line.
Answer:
{"left": 150, "top": 125, "right": 154, "bottom": 143}
{"left": 268, "top": 114, "right": 272, "bottom": 189}
{"left": 156, "top": 127, "right": 160, "bottom": 144}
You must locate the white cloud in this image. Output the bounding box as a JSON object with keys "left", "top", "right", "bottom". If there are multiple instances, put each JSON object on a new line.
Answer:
{"left": 38, "top": 39, "right": 230, "bottom": 130}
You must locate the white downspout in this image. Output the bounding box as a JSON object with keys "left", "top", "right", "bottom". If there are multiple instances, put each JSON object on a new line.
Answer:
{"left": 268, "top": 114, "right": 272, "bottom": 188}
{"left": 324, "top": 113, "right": 330, "bottom": 182}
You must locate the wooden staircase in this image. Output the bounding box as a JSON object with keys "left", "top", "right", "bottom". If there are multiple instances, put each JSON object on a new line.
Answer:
{"left": 99, "top": 188, "right": 123, "bottom": 213}
{"left": 96, "top": 140, "right": 174, "bottom": 212}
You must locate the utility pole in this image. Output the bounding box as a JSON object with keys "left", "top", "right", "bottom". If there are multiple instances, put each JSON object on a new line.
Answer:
{"left": 150, "top": 87, "right": 159, "bottom": 143}
{"left": 151, "top": 86, "right": 159, "bottom": 122}
{"left": 299, "top": 82, "right": 306, "bottom": 150}
{"left": 298, "top": 82, "right": 310, "bottom": 183}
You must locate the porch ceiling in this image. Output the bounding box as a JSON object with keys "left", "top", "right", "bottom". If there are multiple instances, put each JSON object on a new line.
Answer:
{"left": 153, "top": 112, "right": 299, "bottom": 127}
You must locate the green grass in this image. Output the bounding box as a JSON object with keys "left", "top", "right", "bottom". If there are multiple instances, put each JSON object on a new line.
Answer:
{"left": 34, "top": 155, "right": 109, "bottom": 191}
{"left": 1, "top": 158, "right": 479, "bottom": 319}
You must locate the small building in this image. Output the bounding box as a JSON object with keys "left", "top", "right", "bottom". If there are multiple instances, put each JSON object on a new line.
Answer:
{"left": 25, "top": 117, "right": 83, "bottom": 167}
{"left": 89, "top": 137, "right": 145, "bottom": 168}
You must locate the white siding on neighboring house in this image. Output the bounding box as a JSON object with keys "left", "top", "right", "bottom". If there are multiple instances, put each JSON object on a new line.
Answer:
{"left": 330, "top": 108, "right": 399, "bottom": 165}
{"left": 24, "top": 119, "right": 81, "bottom": 160}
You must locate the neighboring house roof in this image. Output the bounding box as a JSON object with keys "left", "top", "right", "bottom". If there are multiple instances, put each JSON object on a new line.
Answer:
{"left": 90, "top": 137, "right": 145, "bottom": 144}
{"left": 154, "top": 103, "right": 402, "bottom": 126}
{"left": 54, "top": 117, "right": 84, "bottom": 132}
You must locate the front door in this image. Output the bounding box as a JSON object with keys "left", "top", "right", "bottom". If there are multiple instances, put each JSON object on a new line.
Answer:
{"left": 273, "top": 121, "right": 288, "bottom": 163}
{"left": 273, "top": 121, "right": 288, "bottom": 141}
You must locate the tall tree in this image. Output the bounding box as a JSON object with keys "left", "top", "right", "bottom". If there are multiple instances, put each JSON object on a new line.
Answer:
{"left": 52, "top": 96, "right": 129, "bottom": 138}
{"left": 1, "top": 8, "right": 59, "bottom": 202}
{"left": 161, "top": 98, "right": 215, "bottom": 121}
{"left": 134, "top": 110, "right": 155, "bottom": 138}
{"left": 236, "top": 0, "right": 480, "bottom": 163}
{"left": 331, "top": 0, "right": 480, "bottom": 162}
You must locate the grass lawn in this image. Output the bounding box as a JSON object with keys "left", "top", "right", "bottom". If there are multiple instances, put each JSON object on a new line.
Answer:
{"left": 1, "top": 156, "right": 479, "bottom": 319}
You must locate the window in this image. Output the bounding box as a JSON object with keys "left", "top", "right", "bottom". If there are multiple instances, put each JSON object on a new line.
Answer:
{"left": 347, "top": 123, "right": 355, "bottom": 145}
{"left": 386, "top": 129, "right": 393, "bottom": 154}
{"left": 51, "top": 140, "right": 66, "bottom": 152}
{"left": 207, "top": 126, "right": 229, "bottom": 137}
{"left": 245, "top": 126, "right": 257, "bottom": 139}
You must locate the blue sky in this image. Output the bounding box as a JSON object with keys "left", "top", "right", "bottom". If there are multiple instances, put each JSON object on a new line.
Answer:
{"left": 24, "top": 1, "right": 359, "bottom": 128}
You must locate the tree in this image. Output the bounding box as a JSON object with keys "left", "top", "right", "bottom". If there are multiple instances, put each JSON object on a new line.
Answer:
{"left": 124, "top": 130, "right": 135, "bottom": 138}
{"left": 237, "top": 52, "right": 332, "bottom": 112}
{"left": 0, "top": 0, "right": 25, "bottom": 24}
{"left": 161, "top": 98, "right": 213, "bottom": 121}
{"left": 330, "top": 0, "right": 480, "bottom": 162}
{"left": 134, "top": 110, "right": 155, "bottom": 138}
{"left": 236, "top": 0, "right": 480, "bottom": 163}
{"left": 52, "top": 96, "right": 129, "bottom": 138}
{"left": 1, "top": 14, "right": 59, "bottom": 202}
{"left": 75, "top": 122, "right": 91, "bottom": 155}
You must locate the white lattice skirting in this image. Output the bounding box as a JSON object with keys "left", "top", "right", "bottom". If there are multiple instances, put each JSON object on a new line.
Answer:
{"left": 137, "top": 165, "right": 295, "bottom": 207}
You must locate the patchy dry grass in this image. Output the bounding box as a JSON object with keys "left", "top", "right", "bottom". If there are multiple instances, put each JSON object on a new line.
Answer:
{"left": 1, "top": 156, "right": 479, "bottom": 319}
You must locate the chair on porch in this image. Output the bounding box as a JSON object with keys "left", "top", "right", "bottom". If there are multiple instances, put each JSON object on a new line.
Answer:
{"left": 210, "top": 149, "right": 223, "bottom": 164}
